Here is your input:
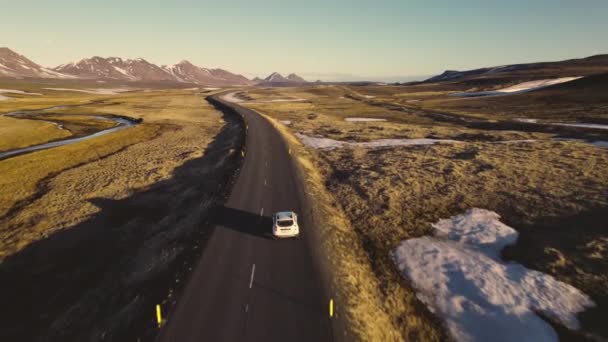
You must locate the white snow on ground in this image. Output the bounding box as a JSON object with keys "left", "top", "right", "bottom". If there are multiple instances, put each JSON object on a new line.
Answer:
{"left": 0, "top": 89, "right": 43, "bottom": 96}
{"left": 451, "top": 77, "right": 582, "bottom": 97}
{"left": 249, "top": 98, "right": 307, "bottom": 103}
{"left": 550, "top": 122, "right": 608, "bottom": 130}
{"left": 279, "top": 120, "right": 292, "bottom": 125}
{"left": 221, "top": 92, "right": 244, "bottom": 103}
{"left": 345, "top": 117, "right": 387, "bottom": 122}
{"left": 295, "top": 133, "right": 457, "bottom": 150}
{"left": 514, "top": 118, "right": 538, "bottom": 123}
{"left": 0, "top": 95, "right": 10, "bottom": 101}
{"left": 493, "top": 139, "right": 537, "bottom": 144}
{"left": 43, "top": 88, "right": 133, "bottom": 95}
{"left": 592, "top": 141, "right": 608, "bottom": 148}
{"left": 500, "top": 77, "right": 582, "bottom": 93}
{"left": 362, "top": 95, "right": 375, "bottom": 99}
{"left": 391, "top": 208, "right": 594, "bottom": 342}
{"left": 204, "top": 87, "right": 221, "bottom": 91}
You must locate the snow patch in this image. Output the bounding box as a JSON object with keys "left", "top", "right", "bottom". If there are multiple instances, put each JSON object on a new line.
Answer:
{"left": 112, "top": 65, "right": 133, "bottom": 78}
{"left": 392, "top": 208, "right": 594, "bottom": 342}
{"left": 43, "top": 88, "right": 133, "bottom": 95}
{"left": 493, "top": 139, "right": 537, "bottom": 144}
{"left": 279, "top": 120, "right": 292, "bottom": 125}
{"left": 592, "top": 141, "right": 608, "bottom": 148}
{"left": 221, "top": 92, "right": 244, "bottom": 103}
{"left": 248, "top": 98, "right": 307, "bottom": 103}
{"left": 452, "top": 77, "right": 582, "bottom": 97}
{"left": 550, "top": 122, "right": 608, "bottom": 130}
{"left": 295, "top": 133, "right": 457, "bottom": 150}
{"left": 514, "top": 118, "right": 538, "bottom": 123}
{"left": 0, "top": 89, "right": 43, "bottom": 96}
{"left": 345, "top": 117, "right": 387, "bottom": 122}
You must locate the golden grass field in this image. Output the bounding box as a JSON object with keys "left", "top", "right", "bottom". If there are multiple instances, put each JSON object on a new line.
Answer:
{"left": 242, "top": 85, "right": 608, "bottom": 341}
{"left": 0, "top": 86, "right": 225, "bottom": 259}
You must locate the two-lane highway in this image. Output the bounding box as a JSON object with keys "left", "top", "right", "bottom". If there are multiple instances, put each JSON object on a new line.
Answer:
{"left": 157, "top": 94, "right": 334, "bottom": 341}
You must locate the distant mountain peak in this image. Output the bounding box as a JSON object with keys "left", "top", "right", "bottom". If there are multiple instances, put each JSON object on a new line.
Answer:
{"left": 161, "top": 60, "right": 253, "bottom": 86}
{"left": 259, "top": 72, "right": 307, "bottom": 85}
{"left": 0, "top": 47, "right": 73, "bottom": 79}
{"left": 286, "top": 73, "right": 306, "bottom": 82}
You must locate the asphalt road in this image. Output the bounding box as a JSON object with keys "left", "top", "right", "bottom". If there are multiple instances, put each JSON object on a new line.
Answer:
{"left": 156, "top": 94, "right": 335, "bottom": 341}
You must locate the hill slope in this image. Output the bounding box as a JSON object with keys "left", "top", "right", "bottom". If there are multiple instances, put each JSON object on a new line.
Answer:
{"left": 0, "top": 47, "right": 72, "bottom": 79}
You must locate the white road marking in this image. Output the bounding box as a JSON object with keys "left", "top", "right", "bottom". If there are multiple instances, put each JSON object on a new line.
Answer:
{"left": 260, "top": 207, "right": 264, "bottom": 216}
{"left": 245, "top": 304, "right": 249, "bottom": 312}
{"left": 264, "top": 179, "right": 267, "bottom": 186}
{"left": 265, "top": 161, "right": 268, "bottom": 167}
{"left": 249, "top": 264, "right": 256, "bottom": 289}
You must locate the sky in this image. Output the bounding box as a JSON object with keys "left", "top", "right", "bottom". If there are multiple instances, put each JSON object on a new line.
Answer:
{"left": 1, "top": 0, "right": 607, "bottom": 82}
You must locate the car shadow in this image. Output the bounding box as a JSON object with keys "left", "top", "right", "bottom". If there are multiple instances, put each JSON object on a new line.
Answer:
{"left": 214, "top": 206, "right": 274, "bottom": 240}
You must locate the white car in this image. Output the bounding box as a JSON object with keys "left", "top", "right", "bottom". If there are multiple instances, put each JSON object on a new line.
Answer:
{"left": 272, "top": 211, "right": 300, "bottom": 238}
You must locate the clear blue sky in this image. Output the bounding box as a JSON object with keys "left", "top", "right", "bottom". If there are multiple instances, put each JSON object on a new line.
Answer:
{"left": 1, "top": 0, "right": 607, "bottom": 81}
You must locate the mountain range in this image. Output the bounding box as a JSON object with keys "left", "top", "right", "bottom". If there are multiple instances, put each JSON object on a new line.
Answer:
{"left": 0, "top": 47, "right": 307, "bottom": 86}
{"left": 254, "top": 72, "right": 308, "bottom": 85}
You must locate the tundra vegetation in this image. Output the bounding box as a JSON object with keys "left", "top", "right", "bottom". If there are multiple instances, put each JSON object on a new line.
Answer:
{"left": 0, "top": 80, "right": 243, "bottom": 340}
{"left": 241, "top": 83, "right": 608, "bottom": 341}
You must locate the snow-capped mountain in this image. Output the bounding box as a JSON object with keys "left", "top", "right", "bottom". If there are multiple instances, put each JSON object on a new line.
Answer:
{"left": 54, "top": 57, "right": 175, "bottom": 81}
{"left": 0, "top": 47, "right": 73, "bottom": 79}
{"left": 286, "top": 73, "right": 306, "bottom": 82}
{"left": 264, "top": 72, "right": 289, "bottom": 82}
{"left": 1, "top": 47, "right": 314, "bottom": 86}
{"left": 256, "top": 72, "right": 308, "bottom": 85}
{"left": 162, "top": 60, "right": 253, "bottom": 86}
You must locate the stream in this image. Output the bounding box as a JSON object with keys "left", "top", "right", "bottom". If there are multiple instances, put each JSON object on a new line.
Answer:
{"left": 0, "top": 110, "right": 138, "bottom": 160}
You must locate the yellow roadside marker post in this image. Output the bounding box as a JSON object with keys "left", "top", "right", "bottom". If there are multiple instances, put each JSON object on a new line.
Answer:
{"left": 156, "top": 304, "right": 163, "bottom": 328}
{"left": 241, "top": 150, "right": 245, "bottom": 157}
{"left": 329, "top": 299, "right": 334, "bottom": 318}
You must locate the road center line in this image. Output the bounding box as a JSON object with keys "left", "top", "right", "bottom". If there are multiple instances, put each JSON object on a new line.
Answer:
{"left": 249, "top": 264, "right": 256, "bottom": 289}
{"left": 260, "top": 207, "right": 264, "bottom": 217}
{"left": 264, "top": 179, "right": 267, "bottom": 186}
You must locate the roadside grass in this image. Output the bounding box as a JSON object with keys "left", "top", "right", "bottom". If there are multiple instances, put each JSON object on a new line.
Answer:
{"left": 259, "top": 113, "right": 428, "bottom": 341}
{"left": 242, "top": 86, "right": 608, "bottom": 341}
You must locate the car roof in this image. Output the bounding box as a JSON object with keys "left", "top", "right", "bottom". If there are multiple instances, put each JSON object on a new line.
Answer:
{"left": 275, "top": 211, "right": 295, "bottom": 220}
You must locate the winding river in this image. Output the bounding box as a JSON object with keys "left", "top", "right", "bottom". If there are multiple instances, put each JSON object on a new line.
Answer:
{"left": 0, "top": 112, "right": 138, "bottom": 160}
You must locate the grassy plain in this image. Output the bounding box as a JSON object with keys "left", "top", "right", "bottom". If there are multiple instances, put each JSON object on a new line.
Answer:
{"left": 243, "top": 85, "right": 608, "bottom": 341}
{"left": 0, "top": 85, "right": 224, "bottom": 259}
{"left": 0, "top": 80, "right": 241, "bottom": 341}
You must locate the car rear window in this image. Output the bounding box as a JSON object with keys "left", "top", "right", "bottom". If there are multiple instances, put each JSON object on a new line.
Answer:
{"left": 277, "top": 220, "right": 294, "bottom": 227}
